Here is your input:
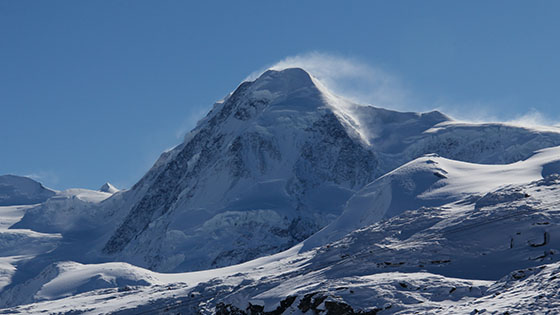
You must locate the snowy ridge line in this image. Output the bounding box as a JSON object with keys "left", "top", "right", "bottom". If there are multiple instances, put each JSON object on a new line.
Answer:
{"left": 305, "top": 206, "right": 542, "bottom": 273}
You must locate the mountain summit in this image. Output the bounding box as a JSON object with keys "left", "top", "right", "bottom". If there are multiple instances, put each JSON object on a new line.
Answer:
{"left": 251, "top": 68, "right": 317, "bottom": 95}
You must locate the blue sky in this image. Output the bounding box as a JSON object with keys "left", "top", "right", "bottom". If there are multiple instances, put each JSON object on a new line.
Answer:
{"left": 1, "top": 1, "right": 559, "bottom": 190}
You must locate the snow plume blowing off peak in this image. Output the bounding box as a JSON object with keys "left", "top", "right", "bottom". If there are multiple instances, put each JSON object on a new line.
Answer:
{"left": 243, "top": 54, "right": 432, "bottom": 144}
{"left": 204, "top": 66, "right": 379, "bottom": 145}
{"left": 247, "top": 52, "right": 409, "bottom": 110}
{"left": 234, "top": 67, "right": 378, "bottom": 146}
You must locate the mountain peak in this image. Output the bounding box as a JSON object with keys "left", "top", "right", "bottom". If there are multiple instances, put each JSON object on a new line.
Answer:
{"left": 198, "top": 67, "right": 324, "bottom": 124}
{"left": 99, "top": 182, "right": 119, "bottom": 194}
{"left": 249, "top": 67, "right": 317, "bottom": 95}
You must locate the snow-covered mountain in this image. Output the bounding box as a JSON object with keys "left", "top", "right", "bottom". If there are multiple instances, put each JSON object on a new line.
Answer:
{"left": 11, "top": 68, "right": 560, "bottom": 274}
{"left": 2, "top": 67, "right": 560, "bottom": 313}
{"left": 95, "top": 68, "right": 560, "bottom": 272}
{"left": 0, "top": 175, "right": 55, "bottom": 206}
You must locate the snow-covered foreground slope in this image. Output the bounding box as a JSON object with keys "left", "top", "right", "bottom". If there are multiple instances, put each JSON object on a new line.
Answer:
{"left": 2, "top": 145, "right": 560, "bottom": 313}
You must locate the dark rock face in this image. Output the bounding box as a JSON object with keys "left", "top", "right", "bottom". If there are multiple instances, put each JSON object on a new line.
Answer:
{"left": 103, "top": 111, "right": 229, "bottom": 254}
{"left": 295, "top": 112, "right": 379, "bottom": 189}
{"left": 104, "top": 81, "right": 260, "bottom": 255}
{"left": 215, "top": 293, "right": 380, "bottom": 315}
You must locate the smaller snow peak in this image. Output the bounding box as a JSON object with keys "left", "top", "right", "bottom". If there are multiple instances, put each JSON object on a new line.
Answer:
{"left": 0, "top": 175, "right": 56, "bottom": 206}
{"left": 99, "top": 182, "right": 119, "bottom": 194}
{"left": 421, "top": 110, "right": 451, "bottom": 123}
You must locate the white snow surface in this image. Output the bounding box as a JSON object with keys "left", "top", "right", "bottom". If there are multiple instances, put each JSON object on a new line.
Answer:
{"left": 12, "top": 188, "right": 112, "bottom": 233}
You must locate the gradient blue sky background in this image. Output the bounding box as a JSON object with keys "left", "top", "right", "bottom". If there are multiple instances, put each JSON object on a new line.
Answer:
{"left": 2, "top": 1, "right": 560, "bottom": 190}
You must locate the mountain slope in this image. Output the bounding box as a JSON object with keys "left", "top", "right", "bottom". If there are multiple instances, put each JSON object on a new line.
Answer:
{"left": 305, "top": 146, "right": 560, "bottom": 249}
{"left": 0, "top": 176, "right": 55, "bottom": 206}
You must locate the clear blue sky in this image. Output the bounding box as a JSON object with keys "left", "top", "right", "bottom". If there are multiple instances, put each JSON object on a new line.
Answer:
{"left": 1, "top": 1, "right": 559, "bottom": 190}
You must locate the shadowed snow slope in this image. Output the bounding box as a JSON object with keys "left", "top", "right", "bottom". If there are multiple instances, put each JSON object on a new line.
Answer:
{"left": 0, "top": 261, "right": 160, "bottom": 307}
{"left": 0, "top": 176, "right": 55, "bottom": 206}
{"left": 0, "top": 188, "right": 111, "bottom": 302}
